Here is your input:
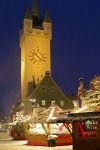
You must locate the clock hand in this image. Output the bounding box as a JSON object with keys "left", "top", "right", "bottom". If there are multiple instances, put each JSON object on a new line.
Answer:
{"left": 32, "top": 52, "right": 42, "bottom": 61}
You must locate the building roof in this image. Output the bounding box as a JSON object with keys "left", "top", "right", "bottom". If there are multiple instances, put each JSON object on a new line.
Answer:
{"left": 32, "top": 0, "right": 39, "bottom": 17}
{"left": 23, "top": 0, "right": 52, "bottom": 29}
{"left": 24, "top": 9, "right": 32, "bottom": 19}
{"left": 43, "top": 9, "right": 51, "bottom": 23}
{"left": 27, "top": 104, "right": 68, "bottom": 123}
{"left": 23, "top": 71, "right": 73, "bottom": 114}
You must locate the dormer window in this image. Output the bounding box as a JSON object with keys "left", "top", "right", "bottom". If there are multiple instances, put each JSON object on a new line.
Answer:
{"left": 41, "top": 86, "right": 46, "bottom": 92}
{"left": 51, "top": 86, "right": 55, "bottom": 92}
{"left": 46, "top": 78, "right": 49, "bottom": 82}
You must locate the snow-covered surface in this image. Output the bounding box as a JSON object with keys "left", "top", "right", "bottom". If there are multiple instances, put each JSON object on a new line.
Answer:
{"left": 73, "top": 105, "right": 89, "bottom": 113}
{"left": 0, "top": 133, "right": 72, "bottom": 150}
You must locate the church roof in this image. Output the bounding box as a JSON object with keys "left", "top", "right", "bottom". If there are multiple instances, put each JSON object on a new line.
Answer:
{"left": 24, "top": 9, "right": 32, "bottom": 19}
{"left": 32, "top": 0, "right": 39, "bottom": 17}
{"left": 23, "top": 0, "right": 51, "bottom": 29}
{"left": 31, "top": 0, "right": 43, "bottom": 29}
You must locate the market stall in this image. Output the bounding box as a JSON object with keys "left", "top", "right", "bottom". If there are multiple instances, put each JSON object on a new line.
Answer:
{"left": 26, "top": 105, "right": 72, "bottom": 146}
{"left": 9, "top": 111, "right": 31, "bottom": 140}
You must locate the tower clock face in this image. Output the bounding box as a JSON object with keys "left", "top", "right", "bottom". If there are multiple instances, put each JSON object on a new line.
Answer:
{"left": 29, "top": 47, "right": 47, "bottom": 65}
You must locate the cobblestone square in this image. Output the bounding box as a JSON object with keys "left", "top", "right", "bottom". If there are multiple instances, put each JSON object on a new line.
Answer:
{"left": 0, "top": 133, "right": 72, "bottom": 150}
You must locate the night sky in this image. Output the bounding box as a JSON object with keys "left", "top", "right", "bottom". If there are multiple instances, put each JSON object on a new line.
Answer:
{"left": 0, "top": 0, "right": 100, "bottom": 116}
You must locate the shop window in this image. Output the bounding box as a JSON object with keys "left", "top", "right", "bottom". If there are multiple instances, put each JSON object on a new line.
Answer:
{"left": 85, "top": 120, "right": 92, "bottom": 130}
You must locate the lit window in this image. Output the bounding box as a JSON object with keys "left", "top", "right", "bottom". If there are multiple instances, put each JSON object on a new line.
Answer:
{"left": 42, "top": 100, "right": 46, "bottom": 106}
{"left": 51, "top": 101, "right": 55, "bottom": 105}
{"left": 61, "top": 101, "right": 64, "bottom": 106}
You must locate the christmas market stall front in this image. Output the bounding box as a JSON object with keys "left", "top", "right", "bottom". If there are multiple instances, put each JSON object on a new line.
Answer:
{"left": 9, "top": 111, "right": 31, "bottom": 140}
{"left": 26, "top": 105, "right": 72, "bottom": 146}
{"left": 69, "top": 112, "right": 100, "bottom": 150}
{"left": 54, "top": 111, "right": 100, "bottom": 150}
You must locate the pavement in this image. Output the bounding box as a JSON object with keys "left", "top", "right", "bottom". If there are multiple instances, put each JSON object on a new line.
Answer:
{"left": 0, "top": 132, "right": 73, "bottom": 150}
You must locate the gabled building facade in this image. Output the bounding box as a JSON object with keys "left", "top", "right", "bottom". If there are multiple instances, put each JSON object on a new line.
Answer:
{"left": 22, "top": 71, "right": 73, "bottom": 114}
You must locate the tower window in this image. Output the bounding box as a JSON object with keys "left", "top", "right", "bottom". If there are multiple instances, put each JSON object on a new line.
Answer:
{"left": 41, "top": 86, "right": 46, "bottom": 92}
{"left": 61, "top": 101, "right": 64, "bottom": 106}
{"left": 51, "top": 86, "right": 55, "bottom": 92}
{"left": 51, "top": 101, "right": 55, "bottom": 105}
{"left": 42, "top": 100, "right": 46, "bottom": 106}
{"left": 37, "top": 78, "right": 39, "bottom": 82}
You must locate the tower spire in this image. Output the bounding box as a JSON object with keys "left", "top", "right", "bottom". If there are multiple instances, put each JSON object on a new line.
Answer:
{"left": 24, "top": 9, "right": 32, "bottom": 19}
{"left": 32, "top": 0, "right": 39, "bottom": 16}
{"left": 43, "top": 9, "right": 51, "bottom": 23}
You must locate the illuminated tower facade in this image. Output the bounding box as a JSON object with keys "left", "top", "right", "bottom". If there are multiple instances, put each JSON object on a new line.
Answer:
{"left": 20, "top": 0, "right": 52, "bottom": 99}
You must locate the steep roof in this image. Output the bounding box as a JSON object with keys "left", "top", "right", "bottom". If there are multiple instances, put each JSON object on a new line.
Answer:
{"left": 24, "top": 9, "right": 32, "bottom": 19}
{"left": 32, "top": 0, "right": 39, "bottom": 17}
{"left": 43, "top": 9, "right": 51, "bottom": 23}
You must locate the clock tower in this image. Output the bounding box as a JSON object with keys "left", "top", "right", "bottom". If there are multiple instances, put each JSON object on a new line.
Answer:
{"left": 20, "top": 0, "right": 52, "bottom": 99}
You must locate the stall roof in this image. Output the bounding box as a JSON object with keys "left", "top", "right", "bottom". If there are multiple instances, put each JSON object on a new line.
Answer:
{"left": 27, "top": 105, "right": 68, "bottom": 124}
{"left": 48, "top": 111, "right": 100, "bottom": 123}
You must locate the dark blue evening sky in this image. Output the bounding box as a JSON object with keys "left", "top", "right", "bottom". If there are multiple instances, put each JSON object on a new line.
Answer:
{"left": 0, "top": 0, "right": 100, "bottom": 116}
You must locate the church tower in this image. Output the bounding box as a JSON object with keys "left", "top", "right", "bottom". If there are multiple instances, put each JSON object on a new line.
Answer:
{"left": 20, "top": 0, "right": 52, "bottom": 99}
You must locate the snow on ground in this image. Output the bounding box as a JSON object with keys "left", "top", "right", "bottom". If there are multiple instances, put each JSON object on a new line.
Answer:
{"left": 0, "top": 133, "right": 72, "bottom": 150}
